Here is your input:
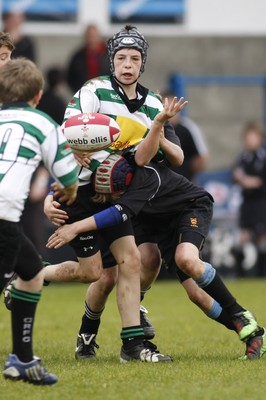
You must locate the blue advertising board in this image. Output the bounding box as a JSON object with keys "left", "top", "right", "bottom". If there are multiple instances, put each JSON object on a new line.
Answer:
{"left": 2, "top": 0, "right": 78, "bottom": 21}
{"left": 110, "top": 0, "right": 185, "bottom": 23}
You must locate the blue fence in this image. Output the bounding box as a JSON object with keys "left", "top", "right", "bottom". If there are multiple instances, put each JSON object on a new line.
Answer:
{"left": 110, "top": 0, "right": 185, "bottom": 23}
{"left": 2, "top": 0, "right": 78, "bottom": 21}
{"left": 170, "top": 73, "right": 266, "bottom": 127}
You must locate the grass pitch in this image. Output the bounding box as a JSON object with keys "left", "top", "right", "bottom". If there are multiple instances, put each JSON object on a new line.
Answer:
{"left": 1, "top": 278, "right": 266, "bottom": 400}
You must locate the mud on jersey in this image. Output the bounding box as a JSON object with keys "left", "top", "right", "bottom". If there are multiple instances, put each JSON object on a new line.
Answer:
{"left": 63, "top": 75, "right": 164, "bottom": 185}
{"left": 0, "top": 104, "right": 78, "bottom": 222}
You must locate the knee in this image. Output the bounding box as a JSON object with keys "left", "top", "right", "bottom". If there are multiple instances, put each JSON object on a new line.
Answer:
{"left": 99, "top": 268, "right": 118, "bottom": 295}
{"left": 120, "top": 247, "right": 141, "bottom": 274}
{"left": 75, "top": 261, "right": 102, "bottom": 283}
{"left": 176, "top": 252, "right": 198, "bottom": 276}
{"left": 80, "top": 267, "right": 102, "bottom": 283}
{"left": 87, "top": 269, "right": 102, "bottom": 283}
{"left": 141, "top": 249, "right": 161, "bottom": 273}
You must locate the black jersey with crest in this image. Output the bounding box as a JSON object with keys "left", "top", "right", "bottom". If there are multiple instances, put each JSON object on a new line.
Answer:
{"left": 117, "top": 160, "right": 213, "bottom": 223}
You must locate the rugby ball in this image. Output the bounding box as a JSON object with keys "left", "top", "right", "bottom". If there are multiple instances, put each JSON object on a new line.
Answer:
{"left": 63, "top": 112, "right": 121, "bottom": 151}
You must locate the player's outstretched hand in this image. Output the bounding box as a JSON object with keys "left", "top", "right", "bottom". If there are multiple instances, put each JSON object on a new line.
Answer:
{"left": 155, "top": 96, "right": 188, "bottom": 125}
{"left": 46, "top": 224, "right": 78, "bottom": 249}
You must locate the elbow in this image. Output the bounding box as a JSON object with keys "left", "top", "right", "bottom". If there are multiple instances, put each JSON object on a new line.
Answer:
{"left": 134, "top": 154, "right": 151, "bottom": 167}
{"left": 177, "top": 151, "right": 184, "bottom": 166}
{"left": 136, "top": 160, "right": 148, "bottom": 167}
{"left": 171, "top": 149, "right": 184, "bottom": 167}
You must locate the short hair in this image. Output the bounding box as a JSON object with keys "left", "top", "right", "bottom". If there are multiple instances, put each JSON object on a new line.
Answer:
{"left": 242, "top": 121, "right": 264, "bottom": 139}
{"left": 46, "top": 67, "right": 65, "bottom": 90}
{"left": 0, "top": 58, "right": 44, "bottom": 103}
{"left": 0, "top": 31, "right": 15, "bottom": 51}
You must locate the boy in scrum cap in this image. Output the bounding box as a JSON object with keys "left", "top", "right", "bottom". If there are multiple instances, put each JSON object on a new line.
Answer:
{"left": 0, "top": 59, "right": 78, "bottom": 385}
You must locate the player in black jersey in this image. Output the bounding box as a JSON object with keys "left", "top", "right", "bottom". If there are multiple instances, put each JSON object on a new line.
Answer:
{"left": 40, "top": 25, "right": 187, "bottom": 363}
{"left": 47, "top": 157, "right": 266, "bottom": 361}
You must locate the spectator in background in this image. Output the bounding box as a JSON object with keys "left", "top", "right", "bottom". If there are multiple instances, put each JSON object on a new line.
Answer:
{"left": 161, "top": 91, "right": 208, "bottom": 181}
{"left": 232, "top": 121, "right": 266, "bottom": 277}
{"left": 3, "top": 12, "right": 36, "bottom": 62}
{"left": 0, "top": 31, "right": 15, "bottom": 67}
{"left": 38, "top": 67, "right": 67, "bottom": 125}
{"left": 66, "top": 24, "right": 109, "bottom": 93}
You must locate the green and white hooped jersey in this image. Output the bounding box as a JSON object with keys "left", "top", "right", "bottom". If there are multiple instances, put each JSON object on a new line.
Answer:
{"left": 0, "top": 106, "right": 78, "bottom": 222}
{"left": 63, "top": 75, "right": 163, "bottom": 185}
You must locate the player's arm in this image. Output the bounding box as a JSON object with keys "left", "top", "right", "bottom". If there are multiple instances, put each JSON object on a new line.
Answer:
{"left": 44, "top": 192, "right": 69, "bottom": 227}
{"left": 41, "top": 125, "right": 79, "bottom": 205}
{"left": 232, "top": 166, "right": 262, "bottom": 189}
{"left": 46, "top": 204, "right": 129, "bottom": 249}
{"left": 159, "top": 122, "right": 184, "bottom": 167}
{"left": 135, "top": 96, "right": 188, "bottom": 166}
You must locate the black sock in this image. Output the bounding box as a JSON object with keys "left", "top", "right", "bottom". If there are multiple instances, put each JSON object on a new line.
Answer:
{"left": 11, "top": 286, "right": 41, "bottom": 362}
{"left": 202, "top": 272, "right": 244, "bottom": 316}
{"left": 216, "top": 310, "right": 237, "bottom": 331}
{"left": 79, "top": 302, "right": 104, "bottom": 334}
{"left": 120, "top": 326, "right": 144, "bottom": 350}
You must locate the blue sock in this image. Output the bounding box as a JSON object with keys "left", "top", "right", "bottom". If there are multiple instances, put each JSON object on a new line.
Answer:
{"left": 195, "top": 262, "right": 216, "bottom": 288}
{"left": 206, "top": 300, "right": 222, "bottom": 319}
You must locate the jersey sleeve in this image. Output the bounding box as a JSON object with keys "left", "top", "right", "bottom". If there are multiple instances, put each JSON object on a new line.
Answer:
{"left": 62, "top": 80, "right": 101, "bottom": 127}
{"left": 164, "top": 120, "right": 181, "bottom": 146}
{"left": 41, "top": 124, "right": 78, "bottom": 188}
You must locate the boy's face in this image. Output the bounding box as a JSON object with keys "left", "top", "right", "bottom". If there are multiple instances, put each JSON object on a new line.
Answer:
{"left": 244, "top": 129, "right": 263, "bottom": 151}
{"left": 0, "top": 46, "right": 12, "bottom": 68}
{"left": 113, "top": 48, "right": 142, "bottom": 85}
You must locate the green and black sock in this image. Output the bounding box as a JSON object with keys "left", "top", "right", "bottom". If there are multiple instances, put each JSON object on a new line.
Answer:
{"left": 11, "top": 286, "right": 41, "bottom": 362}
{"left": 120, "top": 325, "right": 144, "bottom": 350}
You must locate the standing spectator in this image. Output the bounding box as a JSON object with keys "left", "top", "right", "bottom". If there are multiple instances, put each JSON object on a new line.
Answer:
{"left": 3, "top": 12, "right": 36, "bottom": 62}
{"left": 161, "top": 91, "right": 209, "bottom": 181}
{"left": 38, "top": 67, "right": 67, "bottom": 125}
{"left": 66, "top": 24, "right": 109, "bottom": 93}
{"left": 232, "top": 121, "right": 266, "bottom": 277}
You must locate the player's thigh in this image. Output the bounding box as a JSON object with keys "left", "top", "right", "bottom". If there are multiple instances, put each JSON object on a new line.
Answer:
{"left": 0, "top": 220, "right": 21, "bottom": 274}
{"left": 0, "top": 220, "right": 42, "bottom": 281}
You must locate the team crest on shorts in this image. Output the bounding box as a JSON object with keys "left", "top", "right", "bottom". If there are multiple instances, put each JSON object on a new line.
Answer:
{"left": 190, "top": 217, "right": 198, "bottom": 227}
